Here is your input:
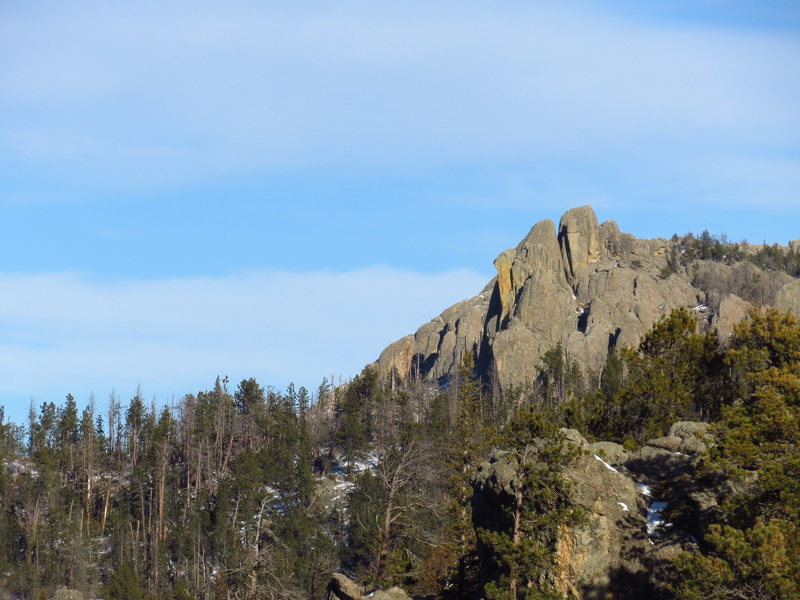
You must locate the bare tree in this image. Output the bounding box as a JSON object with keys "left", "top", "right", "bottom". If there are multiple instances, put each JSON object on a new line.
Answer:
{"left": 371, "top": 439, "right": 443, "bottom": 581}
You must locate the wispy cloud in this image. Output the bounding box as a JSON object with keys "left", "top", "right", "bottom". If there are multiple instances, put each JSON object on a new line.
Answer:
{"left": 0, "top": 266, "right": 487, "bottom": 420}
{"left": 0, "top": 1, "right": 798, "bottom": 423}
{"left": 1, "top": 1, "right": 797, "bottom": 204}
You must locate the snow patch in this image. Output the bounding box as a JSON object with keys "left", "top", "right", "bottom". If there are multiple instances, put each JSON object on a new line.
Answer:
{"left": 647, "top": 501, "right": 670, "bottom": 536}
{"left": 617, "top": 502, "right": 629, "bottom": 512}
{"left": 594, "top": 455, "right": 619, "bottom": 473}
{"left": 351, "top": 452, "right": 379, "bottom": 474}
{"left": 636, "top": 483, "right": 651, "bottom": 496}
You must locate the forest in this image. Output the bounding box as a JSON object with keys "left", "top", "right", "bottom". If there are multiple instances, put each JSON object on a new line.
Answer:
{"left": 0, "top": 306, "right": 798, "bottom": 600}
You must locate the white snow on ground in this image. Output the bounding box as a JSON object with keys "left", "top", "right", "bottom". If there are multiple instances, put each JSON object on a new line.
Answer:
{"left": 350, "top": 451, "right": 379, "bottom": 474}
{"left": 594, "top": 454, "right": 619, "bottom": 473}
{"left": 314, "top": 455, "right": 371, "bottom": 506}
{"left": 647, "top": 501, "right": 670, "bottom": 536}
{"left": 4, "top": 460, "right": 40, "bottom": 478}
{"left": 617, "top": 502, "right": 629, "bottom": 512}
{"left": 636, "top": 481, "right": 671, "bottom": 538}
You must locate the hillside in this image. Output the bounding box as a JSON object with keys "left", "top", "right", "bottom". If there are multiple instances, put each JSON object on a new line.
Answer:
{"left": 0, "top": 208, "right": 799, "bottom": 600}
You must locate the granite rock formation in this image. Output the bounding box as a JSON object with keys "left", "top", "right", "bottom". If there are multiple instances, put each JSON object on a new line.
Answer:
{"left": 375, "top": 206, "right": 800, "bottom": 389}
{"left": 326, "top": 573, "right": 411, "bottom": 600}
{"left": 472, "top": 425, "right": 710, "bottom": 599}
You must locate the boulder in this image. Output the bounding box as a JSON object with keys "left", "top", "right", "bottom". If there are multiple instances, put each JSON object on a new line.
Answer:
{"left": 625, "top": 424, "right": 709, "bottom": 482}
{"left": 669, "top": 421, "right": 712, "bottom": 455}
{"left": 669, "top": 421, "right": 710, "bottom": 439}
{"left": 587, "top": 441, "right": 630, "bottom": 466}
{"left": 326, "top": 574, "right": 412, "bottom": 600}
{"left": 646, "top": 436, "right": 682, "bottom": 453}
{"left": 328, "top": 573, "right": 365, "bottom": 600}
{"left": 50, "top": 588, "right": 83, "bottom": 600}
{"left": 369, "top": 587, "right": 411, "bottom": 600}
{"left": 625, "top": 446, "right": 694, "bottom": 481}
{"left": 472, "top": 434, "right": 654, "bottom": 599}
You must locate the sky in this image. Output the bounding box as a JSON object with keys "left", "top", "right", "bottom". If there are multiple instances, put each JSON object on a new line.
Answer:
{"left": 1, "top": 0, "right": 799, "bottom": 425}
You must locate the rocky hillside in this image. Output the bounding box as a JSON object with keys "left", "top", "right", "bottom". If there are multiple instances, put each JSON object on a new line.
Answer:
{"left": 375, "top": 206, "right": 800, "bottom": 388}
{"left": 472, "top": 422, "right": 712, "bottom": 599}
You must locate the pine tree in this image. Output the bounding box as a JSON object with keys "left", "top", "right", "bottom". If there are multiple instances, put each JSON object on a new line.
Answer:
{"left": 334, "top": 367, "right": 381, "bottom": 465}
{"left": 593, "top": 308, "right": 722, "bottom": 443}
{"left": 674, "top": 308, "right": 800, "bottom": 599}
{"left": 436, "top": 351, "right": 497, "bottom": 597}
{"left": 102, "top": 563, "right": 148, "bottom": 600}
{"left": 478, "top": 408, "right": 582, "bottom": 600}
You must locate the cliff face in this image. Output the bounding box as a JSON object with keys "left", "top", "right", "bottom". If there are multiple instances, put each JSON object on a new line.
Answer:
{"left": 375, "top": 206, "right": 800, "bottom": 388}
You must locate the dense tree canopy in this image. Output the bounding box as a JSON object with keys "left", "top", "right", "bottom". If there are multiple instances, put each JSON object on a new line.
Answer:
{"left": 0, "top": 307, "right": 798, "bottom": 599}
{"left": 674, "top": 308, "right": 800, "bottom": 600}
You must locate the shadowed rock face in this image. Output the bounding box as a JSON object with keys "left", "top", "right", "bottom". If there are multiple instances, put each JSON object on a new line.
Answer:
{"left": 375, "top": 206, "right": 800, "bottom": 389}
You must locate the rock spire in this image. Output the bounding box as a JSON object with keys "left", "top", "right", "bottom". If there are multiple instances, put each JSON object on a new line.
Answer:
{"left": 375, "top": 206, "right": 800, "bottom": 389}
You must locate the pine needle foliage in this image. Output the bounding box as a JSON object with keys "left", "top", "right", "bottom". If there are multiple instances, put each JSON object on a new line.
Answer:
{"left": 478, "top": 408, "right": 583, "bottom": 600}
{"left": 674, "top": 308, "right": 800, "bottom": 600}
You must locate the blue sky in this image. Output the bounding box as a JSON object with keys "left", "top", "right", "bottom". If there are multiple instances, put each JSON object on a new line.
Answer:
{"left": 1, "top": 0, "right": 798, "bottom": 424}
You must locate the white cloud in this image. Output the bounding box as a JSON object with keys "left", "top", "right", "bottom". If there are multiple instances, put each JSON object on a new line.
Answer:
{"left": 1, "top": 1, "right": 797, "bottom": 189}
{"left": 0, "top": 266, "right": 487, "bottom": 421}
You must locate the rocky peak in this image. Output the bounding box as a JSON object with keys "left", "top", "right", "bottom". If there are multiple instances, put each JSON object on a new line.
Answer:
{"left": 374, "top": 206, "right": 799, "bottom": 390}
{"left": 558, "top": 205, "right": 602, "bottom": 284}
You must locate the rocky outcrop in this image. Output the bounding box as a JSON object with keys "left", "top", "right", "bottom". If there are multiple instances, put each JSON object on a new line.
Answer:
{"left": 326, "top": 573, "right": 412, "bottom": 600}
{"left": 712, "top": 294, "right": 751, "bottom": 340}
{"left": 623, "top": 423, "right": 711, "bottom": 482}
{"left": 375, "top": 206, "right": 798, "bottom": 389}
{"left": 559, "top": 205, "right": 602, "bottom": 284}
{"left": 472, "top": 425, "right": 711, "bottom": 599}
{"left": 554, "top": 431, "right": 652, "bottom": 599}
{"left": 472, "top": 431, "right": 661, "bottom": 599}
{"left": 369, "top": 588, "right": 412, "bottom": 600}
{"left": 377, "top": 280, "right": 495, "bottom": 382}
{"left": 776, "top": 279, "right": 800, "bottom": 315}
{"left": 50, "top": 588, "right": 83, "bottom": 600}
{"left": 327, "top": 573, "right": 364, "bottom": 600}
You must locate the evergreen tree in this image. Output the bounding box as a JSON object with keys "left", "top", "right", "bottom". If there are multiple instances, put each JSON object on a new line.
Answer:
{"left": 478, "top": 408, "right": 582, "bottom": 600}
{"left": 102, "top": 563, "right": 148, "bottom": 600}
{"left": 434, "top": 351, "right": 497, "bottom": 598}
{"left": 592, "top": 308, "right": 722, "bottom": 443}
{"left": 334, "top": 367, "right": 381, "bottom": 464}
{"left": 674, "top": 308, "right": 800, "bottom": 599}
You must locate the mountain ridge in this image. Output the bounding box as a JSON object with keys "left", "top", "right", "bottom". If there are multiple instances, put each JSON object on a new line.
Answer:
{"left": 374, "top": 205, "right": 800, "bottom": 389}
